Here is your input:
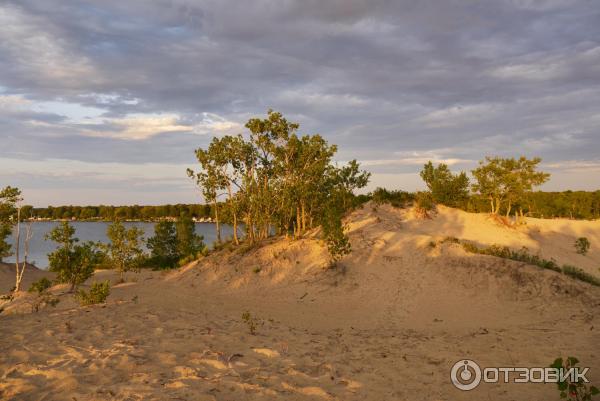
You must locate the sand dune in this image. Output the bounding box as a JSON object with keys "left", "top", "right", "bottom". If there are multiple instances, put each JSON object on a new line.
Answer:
{"left": 1, "top": 203, "right": 599, "bottom": 400}
{"left": 0, "top": 262, "right": 54, "bottom": 294}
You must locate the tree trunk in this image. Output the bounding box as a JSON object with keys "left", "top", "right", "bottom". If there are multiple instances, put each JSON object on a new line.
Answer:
{"left": 505, "top": 201, "right": 512, "bottom": 218}
{"left": 14, "top": 208, "right": 21, "bottom": 292}
{"left": 213, "top": 200, "right": 221, "bottom": 243}
{"left": 301, "top": 201, "right": 306, "bottom": 232}
{"left": 232, "top": 212, "right": 239, "bottom": 245}
{"left": 494, "top": 198, "right": 501, "bottom": 214}
{"left": 296, "top": 206, "right": 301, "bottom": 237}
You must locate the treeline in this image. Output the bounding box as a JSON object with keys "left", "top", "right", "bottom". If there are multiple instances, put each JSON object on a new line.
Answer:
{"left": 374, "top": 157, "right": 600, "bottom": 220}
{"left": 22, "top": 204, "right": 214, "bottom": 221}
{"left": 465, "top": 191, "right": 600, "bottom": 220}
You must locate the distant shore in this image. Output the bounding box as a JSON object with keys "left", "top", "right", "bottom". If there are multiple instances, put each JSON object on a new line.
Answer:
{"left": 25, "top": 217, "right": 216, "bottom": 223}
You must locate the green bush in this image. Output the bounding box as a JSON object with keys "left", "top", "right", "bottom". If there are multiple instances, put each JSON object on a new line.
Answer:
{"left": 77, "top": 280, "right": 111, "bottom": 306}
{"left": 550, "top": 357, "right": 599, "bottom": 400}
{"left": 27, "top": 277, "right": 59, "bottom": 312}
{"left": 242, "top": 311, "right": 261, "bottom": 335}
{"left": 146, "top": 221, "right": 179, "bottom": 269}
{"left": 46, "top": 222, "right": 104, "bottom": 291}
{"left": 371, "top": 188, "right": 414, "bottom": 208}
{"left": 462, "top": 243, "right": 562, "bottom": 273}
{"left": 419, "top": 161, "right": 469, "bottom": 207}
{"left": 415, "top": 191, "right": 435, "bottom": 218}
{"left": 28, "top": 277, "right": 52, "bottom": 294}
{"left": 575, "top": 237, "right": 590, "bottom": 255}
{"left": 460, "top": 241, "right": 600, "bottom": 286}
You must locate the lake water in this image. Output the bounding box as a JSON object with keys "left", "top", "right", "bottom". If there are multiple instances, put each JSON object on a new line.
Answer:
{"left": 5, "top": 221, "right": 235, "bottom": 269}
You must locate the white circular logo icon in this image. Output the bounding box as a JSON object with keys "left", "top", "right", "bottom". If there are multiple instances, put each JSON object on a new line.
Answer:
{"left": 451, "top": 359, "right": 482, "bottom": 390}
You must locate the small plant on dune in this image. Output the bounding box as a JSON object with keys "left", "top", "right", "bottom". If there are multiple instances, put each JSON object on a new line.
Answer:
{"left": 76, "top": 280, "right": 111, "bottom": 306}
{"left": 28, "top": 277, "right": 59, "bottom": 312}
{"left": 241, "top": 311, "right": 261, "bottom": 335}
{"left": 28, "top": 277, "right": 52, "bottom": 294}
{"left": 550, "top": 357, "right": 599, "bottom": 400}
{"left": 562, "top": 265, "right": 600, "bottom": 286}
{"left": 321, "top": 196, "right": 352, "bottom": 268}
{"left": 460, "top": 242, "right": 600, "bottom": 286}
{"left": 415, "top": 191, "right": 435, "bottom": 218}
{"left": 575, "top": 237, "right": 590, "bottom": 255}
{"left": 441, "top": 236, "right": 460, "bottom": 244}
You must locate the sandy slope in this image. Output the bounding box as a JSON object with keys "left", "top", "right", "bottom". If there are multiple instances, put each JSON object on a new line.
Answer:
{"left": 1, "top": 203, "right": 599, "bottom": 401}
{"left": 0, "top": 262, "right": 54, "bottom": 293}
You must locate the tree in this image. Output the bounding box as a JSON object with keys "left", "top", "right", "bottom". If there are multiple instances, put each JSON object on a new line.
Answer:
{"left": 335, "top": 159, "right": 371, "bottom": 210}
{"left": 471, "top": 156, "right": 549, "bottom": 216}
{"left": 419, "top": 162, "right": 469, "bottom": 207}
{"left": 176, "top": 215, "right": 206, "bottom": 260}
{"left": 147, "top": 221, "right": 178, "bottom": 268}
{"left": 46, "top": 222, "right": 101, "bottom": 291}
{"left": 106, "top": 221, "right": 144, "bottom": 280}
{"left": 0, "top": 186, "right": 21, "bottom": 261}
{"left": 320, "top": 191, "right": 351, "bottom": 267}
{"left": 187, "top": 146, "right": 227, "bottom": 244}
{"left": 188, "top": 110, "right": 369, "bottom": 261}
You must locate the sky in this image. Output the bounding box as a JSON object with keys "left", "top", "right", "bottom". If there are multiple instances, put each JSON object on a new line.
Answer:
{"left": 1, "top": 0, "right": 599, "bottom": 207}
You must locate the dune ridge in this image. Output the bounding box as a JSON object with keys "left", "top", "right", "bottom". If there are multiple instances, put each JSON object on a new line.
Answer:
{"left": 1, "top": 203, "right": 599, "bottom": 400}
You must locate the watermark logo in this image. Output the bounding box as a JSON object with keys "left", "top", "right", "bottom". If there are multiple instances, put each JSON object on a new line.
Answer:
{"left": 450, "top": 360, "right": 590, "bottom": 391}
{"left": 451, "top": 359, "right": 482, "bottom": 390}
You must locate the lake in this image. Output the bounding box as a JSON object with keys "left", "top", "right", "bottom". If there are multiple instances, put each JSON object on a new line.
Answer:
{"left": 5, "top": 221, "right": 235, "bottom": 269}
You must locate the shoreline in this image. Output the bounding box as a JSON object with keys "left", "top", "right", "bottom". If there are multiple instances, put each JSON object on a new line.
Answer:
{"left": 25, "top": 218, "right": 217, "bottom": 223}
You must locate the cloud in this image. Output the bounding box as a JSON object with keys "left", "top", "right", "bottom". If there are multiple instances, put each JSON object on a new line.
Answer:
{"left": 0, "top": 0, "right": 599, "bottom": 204}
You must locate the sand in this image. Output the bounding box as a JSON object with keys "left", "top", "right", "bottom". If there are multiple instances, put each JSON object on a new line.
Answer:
{"left": 1, "top": 203, "right": 599, "bottom": 400}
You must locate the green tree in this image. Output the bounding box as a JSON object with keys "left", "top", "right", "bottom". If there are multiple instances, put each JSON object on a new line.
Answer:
{"left": 188, "top": 110, "right": 369, "bottom": 262}
{"left": 46, "top": 222, "right": 101, "bottom": 291}
{"left": 0, "top": 186, "right": 21, "bottom": 261}
{"left": 106, "top": 221, "right": 144, "bottom": 280}
{"left": 335, "top": 159, "right": 371, "bottom": 209}
{"left": 147, "top": 221, "right": 178, "bottom": 268}
{"left": 471, "top": 156, "right": 549, "bottom": 216}
{"left": 320, "top": 191, "right": 351, "bottom": 267}
{"left": 420, "top": 162, "right": 469, "bottom": 207}
{"left": 176, "top": 215, "right": 206, "bottom": 260}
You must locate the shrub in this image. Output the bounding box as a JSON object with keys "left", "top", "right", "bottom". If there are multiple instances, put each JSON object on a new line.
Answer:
{"left": 442, "top": 236, "right": 460, "bottom": 244}
{"left": 242, "top": 311, "right": 260, "bottom": 335}
{"left": 29, "top": 277, "right": 52, "bottom": 294}
{"left": 419, "top": 161, "right": 469, "bottom": 207}
{"left": 562, "top": 265, "right": 600, "bottom": 286}
{"left": 106, "top": 221, "right": 145, "bottom": 280}
{"left": 550, "top": 357, "right": 599, "bottom": 400}
{"left": 461, "top": 241, "right": 600, "bottom": 285}
{"left": 176, "top": 215, "right": 206, "bottom": 259}
{"left": 77, "top": 280, "right": 111, "bottom": 306}
{"left": 321, "top": 195, "right": 352, "bottom": 266}
{"left": 147, "top": 221, "right": 179, "bottom": 269}
{"left": 46, "top": 222, "right": 103, "bottom": 291}
{"left": 27, "top": 278, "right": 59, "bottom": 312}
{"left": 415, "top": 191, "right": 435, "bottom": 218}
{"left": 371, "top": 187, "right": 414, "bottom": 208}
{"left": 463, "top": 243, "right": 562, "bottom": 273}
{"left": 575, "top": 237, "right": 590, "bottom": 255}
